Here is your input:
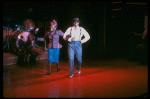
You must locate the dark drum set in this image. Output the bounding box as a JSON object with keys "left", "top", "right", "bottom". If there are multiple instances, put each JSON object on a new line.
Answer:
{"left": 3, "top": 19, "right": 36, "bottom": 52}
{"left": 3, "top": 18, "right": 38, "bottom": 65}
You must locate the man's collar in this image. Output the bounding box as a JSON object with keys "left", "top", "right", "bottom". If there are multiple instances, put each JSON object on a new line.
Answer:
{"left": 72, "top": 26, "right": 80, "bottom": 29}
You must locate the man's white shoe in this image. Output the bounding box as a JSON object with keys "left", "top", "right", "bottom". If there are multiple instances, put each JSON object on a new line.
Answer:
{"left": 77, "top": 70, "right": 81, "bottom": 74}
{"left": 69, "top": 74, "right": 74, "bottom": 78}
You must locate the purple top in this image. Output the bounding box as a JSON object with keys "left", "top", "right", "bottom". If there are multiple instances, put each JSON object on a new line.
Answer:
{"left": 44, "top": 30, "right": 64, "bottom": 48}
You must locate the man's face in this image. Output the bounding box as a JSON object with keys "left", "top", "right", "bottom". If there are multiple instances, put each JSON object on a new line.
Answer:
{"left": 74, "top": 22, "right": 79, "bottom": 27}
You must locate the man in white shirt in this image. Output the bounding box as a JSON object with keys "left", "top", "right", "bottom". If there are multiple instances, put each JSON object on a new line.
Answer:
{"left": 63, "top": 18, "right": 90, "bottom": 78}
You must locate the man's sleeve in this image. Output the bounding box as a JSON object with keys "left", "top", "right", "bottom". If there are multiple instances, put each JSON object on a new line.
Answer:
{"left": 63, "top": 27, "right": 71, "bottom": 40}
{"left": 80, "top": 28, "right": 90, "bottom": 44}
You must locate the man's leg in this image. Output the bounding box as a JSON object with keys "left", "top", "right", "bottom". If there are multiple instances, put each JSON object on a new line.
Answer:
{"left": 68, "top": 45, "right": 75, "bottom": 76}
{"left": 24, "top": 54, "right": 28, "bottom": 64}
{"left": 75, "top": 42, "right": 82, "bottom": 73}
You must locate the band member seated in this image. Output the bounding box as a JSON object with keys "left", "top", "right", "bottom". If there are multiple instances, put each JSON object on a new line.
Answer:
{"left": 17, "top": 35, "right": 37, "bottom": 65}
{"left": 17, "top": 36, "right": 28, "bottom": 65}
{"left": 18, "top": 36, "right": 26, "bottom": 53}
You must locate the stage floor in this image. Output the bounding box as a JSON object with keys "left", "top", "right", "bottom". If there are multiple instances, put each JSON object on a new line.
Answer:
{"left": 3, "top": 59, "right": 148, "bottom": 98}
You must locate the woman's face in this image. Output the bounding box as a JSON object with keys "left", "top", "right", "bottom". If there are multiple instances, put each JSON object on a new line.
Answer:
{"left": 50, "top": 25, "right": 57, "bottom": 32}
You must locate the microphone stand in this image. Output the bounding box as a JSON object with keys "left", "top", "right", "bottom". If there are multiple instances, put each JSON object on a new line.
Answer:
{"left": 44, "top": 25, "right": 48, "bottom": 51}
{"left": 32, "top": 28, "right": 39, "bottom": 50}
{"left": 3, "top": 20, "right": 10, "bottom": 51}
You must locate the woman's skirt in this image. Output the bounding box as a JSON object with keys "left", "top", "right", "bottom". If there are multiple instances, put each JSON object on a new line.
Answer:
{"left": 48, "top": 48, "right": 60, "bottom": 63}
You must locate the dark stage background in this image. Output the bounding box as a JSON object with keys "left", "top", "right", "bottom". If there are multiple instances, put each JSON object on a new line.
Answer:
{"left": 3, "top": 1, "right": 148, "bottom": 62}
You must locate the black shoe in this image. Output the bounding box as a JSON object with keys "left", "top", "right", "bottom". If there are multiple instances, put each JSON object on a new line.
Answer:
{"left": 57, "top": 67, "right": 60, "bottom": 72}
{"left": 46, "top": 71, "right": 51, "bottom": 75}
